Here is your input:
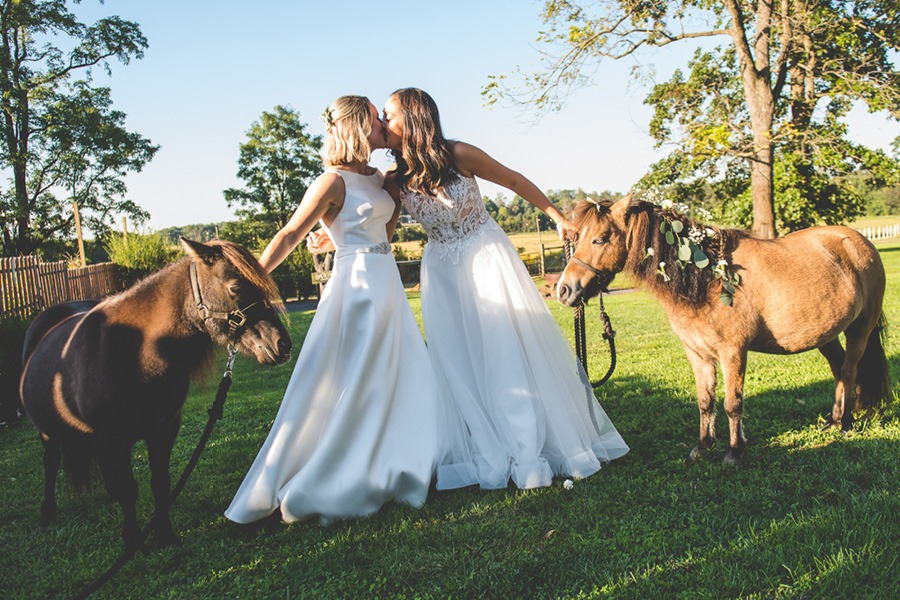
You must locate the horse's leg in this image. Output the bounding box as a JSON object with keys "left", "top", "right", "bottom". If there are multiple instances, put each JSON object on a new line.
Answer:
{"left": 818, "top": 339, "right": 846, "bottom": 428}
{"left": 720, "top": 352, "right": 748, "bottom": 464}
{"left": 818, "top": 339, "right": 845, "bottom": 381}
{"left": 39, "top": 432, "right": 61, "bottom": 528}
{"left": 146, "top": 412, "right": 182, "bottom": 546}
{"left": 834, "top": 326, "right": 871, "bottom": 431}
{"left": 97, "top": 436, "right": 141, "bottom": 550}
{"left": 684, "top": 347, "right": 717, "bottom": 464}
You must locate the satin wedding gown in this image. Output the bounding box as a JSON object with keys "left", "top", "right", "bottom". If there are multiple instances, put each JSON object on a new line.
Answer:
{"left": 401, "top": 174, "right": 629, "bottom": 490}
{"left": 226, "top": 169, "right": 437, "bottom": 524}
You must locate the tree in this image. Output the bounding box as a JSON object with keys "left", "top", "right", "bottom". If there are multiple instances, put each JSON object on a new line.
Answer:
{"left": 38, "top": 82, "right": 157, "bottom": 245}
{"left": 224, "top": 105, "right": 323, "bottom": 231}
{"left": 0, "top": 0, "right": 149, "bottom": 256}
{"left": 485, "top": 1, "right": 900, "bottom": 237}
{"left": 222, "top": 107, "right": 323, "bottom": 301}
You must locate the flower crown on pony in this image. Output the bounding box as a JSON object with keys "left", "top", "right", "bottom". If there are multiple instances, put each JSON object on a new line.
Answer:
{"left": 637, "top": 189, "right": 741, "bottom": 306}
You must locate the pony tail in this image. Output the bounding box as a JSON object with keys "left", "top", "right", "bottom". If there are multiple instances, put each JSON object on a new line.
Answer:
{"left": 856, "top": 313, "right": 894, "bottom": 410}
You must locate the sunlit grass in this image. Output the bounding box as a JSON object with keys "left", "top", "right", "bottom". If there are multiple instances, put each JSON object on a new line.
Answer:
{"left": 1, "top": 245, "right": 898, "bottom": 598}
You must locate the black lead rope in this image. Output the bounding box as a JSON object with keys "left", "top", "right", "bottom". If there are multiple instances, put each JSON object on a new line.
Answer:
{"left": 73, "top": 346, "right": 238, "bottom": 600}
{"left": 563, "top": 241, "right": 617, "bottom": 388}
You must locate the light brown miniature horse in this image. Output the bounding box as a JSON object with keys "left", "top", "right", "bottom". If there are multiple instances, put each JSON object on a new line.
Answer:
{"left": 557, "top": 195, "right": 892, "bottom": 464}
{"left": 20, "top": 239, "right": 291, "bottom": 550}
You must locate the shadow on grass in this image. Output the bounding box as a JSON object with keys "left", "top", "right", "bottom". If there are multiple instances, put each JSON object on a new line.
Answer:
{"left": 1, "top": 360, "right": 897, "bottom": 598}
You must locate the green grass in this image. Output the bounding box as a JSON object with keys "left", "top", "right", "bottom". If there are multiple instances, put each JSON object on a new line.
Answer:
{"left": 2, "top": 246, "right": 899, "bottom": 599}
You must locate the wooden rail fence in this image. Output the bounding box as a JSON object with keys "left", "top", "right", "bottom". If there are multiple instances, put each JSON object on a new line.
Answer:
{"left": 0, "top": 256, "right": 119, "bottom": 319}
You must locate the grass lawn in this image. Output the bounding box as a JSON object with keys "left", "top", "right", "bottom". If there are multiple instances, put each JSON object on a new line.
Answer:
{"left": 1, "top": 244, "right": 899, "bottom": 598}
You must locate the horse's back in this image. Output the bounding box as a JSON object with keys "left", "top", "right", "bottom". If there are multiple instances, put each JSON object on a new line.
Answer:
{"left": 21, "top": 301, "right": 102, "bottom": 435}
{"left": 22, "top": 300, "right": 100, "bottom": 364}
{"left": 733, "top": 226, "right": 885, "bottom": 353}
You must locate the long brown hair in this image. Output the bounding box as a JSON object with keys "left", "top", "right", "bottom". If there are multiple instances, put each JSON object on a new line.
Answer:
{"left": 389, "top": 88, "right": 457, "bottom": 194}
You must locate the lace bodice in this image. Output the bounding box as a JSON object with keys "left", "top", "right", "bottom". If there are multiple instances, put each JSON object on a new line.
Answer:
{"left": 400, "top": 175, "right": 490, "bottom": 263}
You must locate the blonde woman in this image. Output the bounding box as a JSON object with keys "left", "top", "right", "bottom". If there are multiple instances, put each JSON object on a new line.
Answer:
{"left": 381, "top": 88, "right": 629, "bottom": 490}
{"left": 225, "top": 95, "right": 438, "bottom": 524}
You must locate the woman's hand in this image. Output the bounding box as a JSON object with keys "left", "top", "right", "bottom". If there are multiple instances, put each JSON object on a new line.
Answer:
{"left": 307, "top": 229, "right": 336, "bottom": 254}
{"left": 555, "top": 217, "right": 578, "bottom": 242}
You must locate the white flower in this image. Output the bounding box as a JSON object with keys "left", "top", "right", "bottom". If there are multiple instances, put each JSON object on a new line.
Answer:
{"left": 688, "top": 226, "right": 705, "bottom": 244}
{"left": 646, "top": 247, "right": 655, "bottom": 256}
{"left": 563, "top": 479, "right": 574, "bottom": 490}
{"left": 659, "top": 261, "right": 666, "bottom": 268}
{"left": 705, "top": 227, "right": 716, "bottom": 238}
{"left": 660, "top": 199, "right": 674, "bottom": 210}
{"left": 717, "top": 259, "right": 728, "bottom": 266}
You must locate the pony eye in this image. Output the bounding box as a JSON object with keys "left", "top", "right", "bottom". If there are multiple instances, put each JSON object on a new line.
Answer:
{"left": 592, "top": 236, "right": 607, "bottom": 245}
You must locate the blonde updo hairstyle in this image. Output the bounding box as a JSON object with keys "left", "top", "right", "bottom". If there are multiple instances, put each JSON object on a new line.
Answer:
{"left": 321, "top": 95, "right": 373, "bottom": 167}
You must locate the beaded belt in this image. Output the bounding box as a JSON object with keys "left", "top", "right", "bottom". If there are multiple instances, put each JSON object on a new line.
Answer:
{"left": 334, "top": 241, "right": 392, "bottom": 259}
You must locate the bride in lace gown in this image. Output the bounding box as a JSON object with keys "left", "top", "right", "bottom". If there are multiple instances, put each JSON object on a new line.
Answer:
{"left": 381, "top": 88, "right": 629, "bottom": 490}
{"left": 225, "top": 96, "right": 437, "bottom": 524}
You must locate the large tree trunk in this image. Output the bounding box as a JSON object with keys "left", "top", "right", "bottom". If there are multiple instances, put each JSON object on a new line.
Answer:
{"left": 726, "top": 0, "right": 778, "bottom": 239}
{"left": 749, "top": 142, "right": 775, "bottom": 239}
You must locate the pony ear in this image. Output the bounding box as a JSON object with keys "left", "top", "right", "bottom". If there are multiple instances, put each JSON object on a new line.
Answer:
{"left": 180, "top": 237, "right": 219, "bottom": 264}
{"left": 610, "top": 193, "right": 637, "bottom": 219}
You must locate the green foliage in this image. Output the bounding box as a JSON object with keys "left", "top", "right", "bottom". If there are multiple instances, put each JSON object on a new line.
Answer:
{"left": 491, "top": 1, "right": 900, "bottom": 235}
{"left": 217, "top": 219, "right": 318, "bottom": 301}
{"left": 104, "top": 232, "right": 180, "bottom": 288}
{"left": 392, "top": 223, "right": 428, "bottom": 243}
{"left": 0, "top": 1, "right": 151, "bottom": 257}
{"left": 159, "top": 223, "right": 221, "bottom": 245}
{"left": 0, "top": 314, "right": 30, "bottom": 423}
{"left": 2, "top": 245, "right": 899, "bottom": 597}
{"left": 220, "top": 106, "right": 324, "bottom": 301}
{"left": 224, "top": 106, "right": 323, "bottom": 230}
{"left": 268, "top": 244, "right": 317, "bottom": 301}
{"left": 484, "top": 189, "right": 621, "bottom": 234}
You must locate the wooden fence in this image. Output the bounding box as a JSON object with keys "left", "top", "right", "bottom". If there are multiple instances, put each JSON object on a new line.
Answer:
{"left": 0, "top": 256, "right": 119, "bottom": 319}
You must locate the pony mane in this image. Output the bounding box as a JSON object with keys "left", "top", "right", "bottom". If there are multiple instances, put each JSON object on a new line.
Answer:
{"left": 572, "top": 198, "right": 747, "bottom": 307}
{"left": 207, "top": 240, "right": 285, "bottom": 313}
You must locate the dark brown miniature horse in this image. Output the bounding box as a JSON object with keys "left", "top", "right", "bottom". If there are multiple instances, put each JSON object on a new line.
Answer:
{"left": 558, "top": 195, "right": 892, "bottom": 464}
{"left": 19, "top": 239, "right": 291, "bottom": 550}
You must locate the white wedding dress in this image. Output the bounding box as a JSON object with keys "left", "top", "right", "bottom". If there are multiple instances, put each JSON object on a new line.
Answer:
{"left": 225, "top": 169, "right": 437, "bottom": 524}
{"left": 401, "top": 174, "right": 629, "bottom": 490}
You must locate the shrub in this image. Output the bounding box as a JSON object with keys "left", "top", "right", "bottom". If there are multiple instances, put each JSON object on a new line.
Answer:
{"left": 0, "top": 314, "right": 31, "bottom": 423}
{"left": 105, "top": 232, "right": 181, "bottom": 288}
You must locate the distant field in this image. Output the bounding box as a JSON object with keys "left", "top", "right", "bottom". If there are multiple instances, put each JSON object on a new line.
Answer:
{"left": 393, "top": 214, "right": 900, "bottom": 258}
{"left": 850, "top": 214, "right": 900, "bottom": 228}
{"left": 392, "top": 228, "right": 563, "bottom": 259}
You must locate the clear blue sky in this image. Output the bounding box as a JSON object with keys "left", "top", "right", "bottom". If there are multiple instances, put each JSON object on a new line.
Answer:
{"left": 74, "top": 1, "right": 897, "bottom": 230}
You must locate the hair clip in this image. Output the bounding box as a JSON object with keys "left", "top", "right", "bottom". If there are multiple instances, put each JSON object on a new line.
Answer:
{"left": 322, "top": 107, "right": 334, "bottom": 127}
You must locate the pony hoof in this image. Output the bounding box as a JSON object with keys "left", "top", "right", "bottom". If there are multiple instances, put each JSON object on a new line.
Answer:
{"left": 686, "top": 447, "right": 702, "bottom": 465}
{"left": 723, "top": 450, "right": 743, "bottom": 465}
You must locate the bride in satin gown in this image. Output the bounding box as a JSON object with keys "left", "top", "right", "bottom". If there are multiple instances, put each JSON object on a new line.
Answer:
{"left": 225, "top": 95, "right": 437, "bottom": 524}
{"left": 380, "top": 88, "right": 629, "bottom": 490}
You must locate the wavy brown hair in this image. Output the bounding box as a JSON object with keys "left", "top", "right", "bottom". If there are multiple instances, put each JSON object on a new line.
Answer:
{"left": 389, "top": 88, "right": 457, "bottom": 194}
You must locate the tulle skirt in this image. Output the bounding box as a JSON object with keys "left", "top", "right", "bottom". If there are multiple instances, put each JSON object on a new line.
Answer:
{"left": 425, "top": 220, "right": 629, "bottom": 490}
{"left": 225, "top": 251, "right": 438, "bottom": 524}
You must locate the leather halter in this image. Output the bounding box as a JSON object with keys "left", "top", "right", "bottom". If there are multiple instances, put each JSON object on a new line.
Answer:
{"left": 189, "top": 261, "right": 264, "bottom": 335}
{"left": 570, "top": 256, "right": 608, "bottom": 282}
